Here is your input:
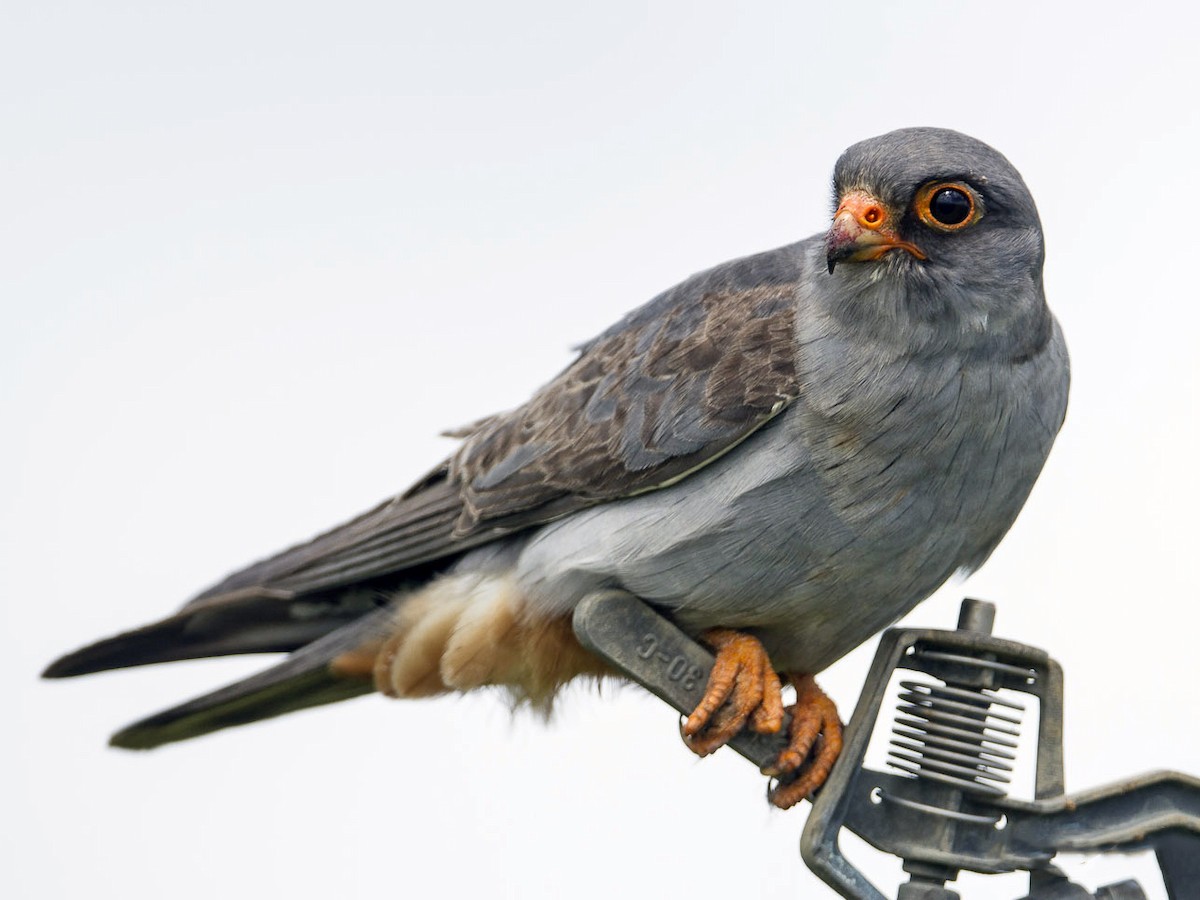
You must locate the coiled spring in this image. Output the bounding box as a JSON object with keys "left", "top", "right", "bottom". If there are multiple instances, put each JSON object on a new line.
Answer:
{"left": 879, "top": 651, "right": 1031, "bottom": 823}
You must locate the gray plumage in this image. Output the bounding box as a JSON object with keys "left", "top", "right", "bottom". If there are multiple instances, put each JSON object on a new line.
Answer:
{"left": 44, "top": 127, "right": 1069, "bottom": 748}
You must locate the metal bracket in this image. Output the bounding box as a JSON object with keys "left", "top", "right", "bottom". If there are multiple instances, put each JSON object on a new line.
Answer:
{"left": 571, "top": 591, "right": 1200, "bottom": 900}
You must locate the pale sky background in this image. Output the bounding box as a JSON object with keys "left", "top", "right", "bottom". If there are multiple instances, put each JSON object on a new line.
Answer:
{"left": 3, "top": 3, "right": 1198, "bottom": 899}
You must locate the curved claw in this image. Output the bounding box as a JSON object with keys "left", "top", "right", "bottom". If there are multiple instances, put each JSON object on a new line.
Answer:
{"left": 681, "top": 629, "right": 784, "bottom": 757}
{"left": 763, "top": 673, "right": 843, "bottom": 810}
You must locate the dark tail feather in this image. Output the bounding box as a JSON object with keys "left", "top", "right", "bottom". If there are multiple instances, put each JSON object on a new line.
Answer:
{"left": 42, "top": 588, "right": 364, "bottom": 679}
{"left": 106, "top": 607, "right": 393, "bottom": 750}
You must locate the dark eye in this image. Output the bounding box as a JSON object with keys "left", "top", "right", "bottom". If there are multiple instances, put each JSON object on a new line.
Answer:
{"left": 929, "top": 188, "right": 971, "bottom": 225}
{"left": 914, "top": 181, "right": 982, "bottom": 232}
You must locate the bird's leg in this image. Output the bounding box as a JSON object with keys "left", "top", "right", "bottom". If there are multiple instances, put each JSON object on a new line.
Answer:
{"left": 681, "top": 628, "right": 785, "bottom": 755}
{"left": 762, "top": 673, "right": 843, "bottom": 810}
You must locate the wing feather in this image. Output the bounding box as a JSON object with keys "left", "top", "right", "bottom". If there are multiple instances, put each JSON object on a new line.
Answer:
{"left": 188, "top": 242, "right": 806, "bottom": 602}
{"left": 448, "top": 247, "right": 804, "bottom": 536}
{"left": 46, "top": 242, "right": 810, "bottom": 686}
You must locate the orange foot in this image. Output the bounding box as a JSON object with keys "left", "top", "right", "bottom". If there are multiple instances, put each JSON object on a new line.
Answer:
{"left": 681, "top": 629, "right": 785, "bottom": 755}
{"left": 763, "top": 673, "right": 843, "bottom": 810}
{"left": 680, "top": 629, "right": 843, "bottom": 810}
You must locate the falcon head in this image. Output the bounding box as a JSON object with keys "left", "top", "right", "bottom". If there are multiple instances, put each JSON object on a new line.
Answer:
{"left": 823, "top": 127, "right": 1049, "bottom": 350}
{"left": 825, "top": 127, "right": 1043, "bottom": 273}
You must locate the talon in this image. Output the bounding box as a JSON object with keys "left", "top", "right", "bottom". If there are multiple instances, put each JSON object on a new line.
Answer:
{"left": 763, "top": 673, "right": 843, "bottom": 809}
{"left": 750, "top": 665, "right": 785, "bottom": 734}
{"left": 682, "top": 629, "right": 784, "bottom": 757}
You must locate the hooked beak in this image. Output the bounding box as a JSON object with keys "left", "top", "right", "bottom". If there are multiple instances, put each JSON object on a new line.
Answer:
{"left": 825, "top": 190, "right": 926, "bottom": 274}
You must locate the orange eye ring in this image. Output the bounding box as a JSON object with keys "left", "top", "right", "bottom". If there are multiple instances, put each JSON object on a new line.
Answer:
{"left": 914, "top": 182, "right": 983, "bottom": 232}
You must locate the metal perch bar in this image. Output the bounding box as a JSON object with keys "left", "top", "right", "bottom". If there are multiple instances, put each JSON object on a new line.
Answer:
{"left": 572, "top": 591, "right": 1200, "bottom": 900}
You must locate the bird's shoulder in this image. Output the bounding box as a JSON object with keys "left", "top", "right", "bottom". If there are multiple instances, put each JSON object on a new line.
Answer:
{"left": 445, "top": 239, "right": 813, "bottom": 536}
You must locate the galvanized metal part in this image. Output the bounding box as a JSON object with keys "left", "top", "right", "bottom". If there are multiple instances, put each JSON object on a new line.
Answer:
{"left": 571, "top": 591, "right": 1200, "bottom": 900}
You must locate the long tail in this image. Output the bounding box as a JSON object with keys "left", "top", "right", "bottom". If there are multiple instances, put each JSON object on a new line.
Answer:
{"left": 40, "top": 581, "right": 391, "bottom": 677}
{"left": 42, "top": 475, "right": 477, "bottom": 748}
{"left": 42, "top": 593, "right": 392, "bottom": 750}
{"left": 109, "top": 609, "right": 390, "bottom": 749}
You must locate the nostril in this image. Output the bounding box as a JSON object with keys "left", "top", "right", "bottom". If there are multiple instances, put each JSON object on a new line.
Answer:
{"left": 862, "top": 206, "right": 884, "bottom": 227}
